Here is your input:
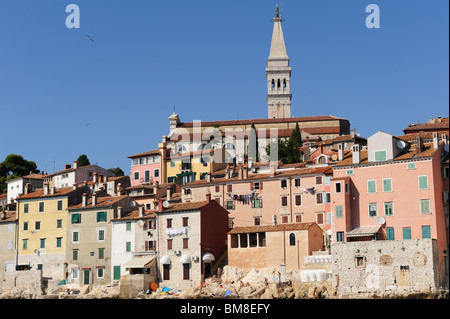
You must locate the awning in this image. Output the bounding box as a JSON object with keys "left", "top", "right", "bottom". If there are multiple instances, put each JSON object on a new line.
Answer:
{"left": 346, "top": 225, "right": 381, "bottom": 237}
{"left": 202, "top": 252, "right": 215, "bottom": 262}
{"left": 180, "top": 254, "right": 191, "bottom": 264}
{"left": 122, "top": 255, "right": 156, "bottom": 269}
{"left": 160, "top": 255, "right": 171, "bottom": 265}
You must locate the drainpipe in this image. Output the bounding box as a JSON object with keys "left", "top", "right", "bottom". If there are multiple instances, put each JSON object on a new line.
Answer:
{"left": 289, "top": 178, "right": 293, "bottom": 223}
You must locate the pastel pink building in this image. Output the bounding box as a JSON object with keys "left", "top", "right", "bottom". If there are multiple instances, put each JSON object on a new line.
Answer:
{"left": 128, "top": 149, "right": 162, "bottom": 187}
{"left": 331, "top": 131, "right": 449, "bottom": 284}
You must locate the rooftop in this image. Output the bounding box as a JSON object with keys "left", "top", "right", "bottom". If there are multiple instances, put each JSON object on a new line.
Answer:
{"left": 228, "top": 222, "right": 316, "bottom": 234}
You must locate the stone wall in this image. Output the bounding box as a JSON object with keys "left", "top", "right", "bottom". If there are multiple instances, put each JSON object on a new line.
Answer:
{"left": 331, "top": 239, "right": 440, "bottom": 295}
{"left": 0, "top": 270, "right": 43, "bottom": 298}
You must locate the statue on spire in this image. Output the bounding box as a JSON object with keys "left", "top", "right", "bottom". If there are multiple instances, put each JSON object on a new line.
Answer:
{"left": 275, "top": 4, "right": 279, "bottom": 18}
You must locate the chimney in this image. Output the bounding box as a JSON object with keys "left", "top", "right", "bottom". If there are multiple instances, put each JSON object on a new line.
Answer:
{"left": 205, "top": 193, "right": 212, "bottom": 203}
{"left": 93, "top": 172, "right": 98, "bottom": 184}
{"left": 351, "top": 129, "right": 355, "bottom": 138}
{"left": 158, "top": 200, "right": 163, "bottom": 211}
{"left": 51, "top": 186, "right": 55, "bottom": 195}
{"left": 269, "top": 162, "right": 277, "bottom": 176}
{"left": 167, "top": 187, "right": 171, "bottom": 201}
{"left": 82, "top": 193, "right": 87, "bottom": 206}
{"left": 433, "top": 132, "right": 439, "bottom": 149}
{"left": 73, "top": 161, "right": 78, "bottom": 169}
{"left": 92, "top": 192, "right": 97, "bottom": 206}
{"left": 25, "top": 183, "right": 31, "bottom": 195}
{"left": 116, "top": 183, "right": 123, "bottom": 196}
{"left": 248, "top": 158, "right": 253, "bottom": 169}
{"left": 1, "top": 212, "right": 5, "bottom": 220}
{"left": 206, "top": 173, "right": 211, "bottom": 182}
{"left": 352, "top": 145, "right": 361, "bottom": 165}
{"left": 65, "top": 164, "right": 71, "bottom": 170}
{"left": 416, "top": 136, "right": 424, "bottom": 154}
{"left": 243, "top": 167, "right": 248, "bottom": 179}
{"left": 98, "top": 174, "right": 103, "bottom": 183}
{"left": 117, "top": 206, "right": 123, "bottom": 218}
{"left": 73, "top": 183, "right": 77, "bottom": 190}
{"left": 44, "top": 182, "right": 49, "bottom": 195}
{"left": 139, "top": 205, "right": 144, "bottom": 218}
{"left": 225, "top": 165, "right": 230, "bottom": 179}
{"left": 338, "top": 143, "right": 344, "bottom": 161}
{"left": 238, "top": 166, "right": 243, "bottom": 180}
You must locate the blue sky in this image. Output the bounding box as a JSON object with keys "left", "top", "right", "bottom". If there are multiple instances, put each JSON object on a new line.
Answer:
{"left": 0, "top": 0, "right": 448, "bottom": 175}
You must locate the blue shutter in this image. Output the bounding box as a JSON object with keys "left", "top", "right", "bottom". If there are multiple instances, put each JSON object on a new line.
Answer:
{"left": 421, "top": 226, "right": 431, "bottom": 239}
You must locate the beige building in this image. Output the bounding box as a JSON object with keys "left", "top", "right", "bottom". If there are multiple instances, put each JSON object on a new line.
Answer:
{"left": 0, "top": 211, "right": 17, "bottom": 272}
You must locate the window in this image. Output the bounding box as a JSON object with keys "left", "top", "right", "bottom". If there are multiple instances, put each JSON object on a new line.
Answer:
{"left": 23, "top": 222, "right": 28, "bottom": 231}
{"left": 57, "top": 219, "right": 62, "bottom": 228}
{"left": 374, "top": 150, "right": 387, "bottom": 162}
{"left": 72, "top": 231, "right": 79, "bottom": 242}
{"left": 170, "top": 161, "right": 175, "bottom": 168}
{"left": 336, "top": 232, "right": 345, "bottom": 242}
{"left": 39, "top": 202, "right": 45, "bottom": 212}
{"left": 227, "top": 184, "right": 233, "bottom": 192}
{"left": 73, "top": 250, "right": 79, "bottom": 260}
{"left": 254, "top": 217, "right": 261, "bottom": 225}
{"left": 56, "top": 237, "right": 62, "bottom": 248}
{"left": 163, "top": 264, "right": 170, "bottom": 280}
{"left": 96, "top": 211, "right": 106, "bottom": 222}
{"left": 382, "top": 179, "right": 392, "bottom": 192}
{"left": 403, "top": 227, "right": 411, "bottom": 240}
{"left": 97, "top": 267, "right": 104, "bottom": 278}
{"left": 252, "top": 182, "right": 260, "bottom": 190}
{"left": 407, "top": 163, "right": 416, "bottom": 170}
{"left": 23, "top": 239, "right": 28, "bottom": 249}
{"left": 281, "top": 196, "right": 288, "bottom": 207}
{"left": 40, "top": 238, "right": 46, "bottom": 249}
{"left": 167, "top": 239, "right": 172, "bottom": 250}
{"left": 295, "top": 194, "right": 301, "bottom": 206}
{"left": 98, "top": 248, "right": 105, "bottom": 259}
{"left": 183, "top": 238, "right": 189, "bottom": 249}
{"left": 335, "top": 182, "right": 342, "bottom": 193}
{"left": 98, "top": 230, "right": 105, "bottom": 241}
{"left": 315, "top": 176, "right": 323, "bottom": 185}
{"left": 295, "top": 214, "right": 303, "bottom": 223}
{"left": 294, "top": 178, "right": 301, "bottom": 187}
{"left": 24, "top": 203, "right": 29, "bottom": 213}
{"left": 282, "top": 216, "right": 289, "bottom": 223}
{"left": 289, "top": 233, "right": 296, "bottom": 246}
{"left": 316, "top": 212, "right": 324, "bottom": 224}
{"left": 167, "top": 218, "right": 172, "bottom": 228}
{"left": 215, "top": 185, "right": 220, "bottom": 193}
{"left": 57, "top": 200, "right": 63, "bottom": 211}
{"left": 368, "top": 203, "right": 377, "bottom": 217}
{"left": 154, "top": 169, "right": 160, "bottom": 178}
{"left": 324, "top": 193, "right": 331, "bottom": 203}
{"left": 421, "top": 226, "right": 431, "bottom": 239}
{"left": 418, "top": 176, "right": 428, "bottom": 190}
{"left": 144, "top": 170, "right": 150, "bottom": 183}
{"left": 346, "top": 169, "right": 354, "bottom": 176}
{"left": 183, "top": 264, "right": 190, "bottom": 280}
{"left": 386, "top": 227, "right": 395, "bottom": 240}
{"left": 420, "top": 199, "right": 430, "bottom": 214}
{"left": 226, "top": 200, "right": 234, "bottom": 210}
{"left": 35, "top": 221, "right": 41, "bottom": 230}
{"left": 71, "top": 213, "right": 81, "bottom": 224}
{"left": 367, "top": 180, "right": 376, "bottom": 194}
{"left": 182, "top": 217, "right": 189, "bottom": 227}
{"left": 443, "top": 167, "right": 449, "bottom": 178}
{"left": 384, "top": 202, "right": 393, "bottom": 216}
{"left": 316, "top": 193, "right": 323, "bottom": 204}
{"left": 134, "top": 172, "right": 139, "bottom": 180}
{"left": 126, "top": 242, "right": 131, "bottom": 252}
{"left": 335, "top": 205, "right": 343, "bottom": 218}
{"left": 126, "top": 222, "right": 131, "bottom": 231}
{"left": 253, "top": 198, "right": 262, "bottom": 208}
{"left": 281, "top": 179, "right": 287, "bottom": 189}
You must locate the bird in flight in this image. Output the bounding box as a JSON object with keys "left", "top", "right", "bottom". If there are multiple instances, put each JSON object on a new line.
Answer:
{"left": 86, "top": 34, "right": 94, "bottom": 42}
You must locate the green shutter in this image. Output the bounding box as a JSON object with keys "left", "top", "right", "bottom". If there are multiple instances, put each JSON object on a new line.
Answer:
{"left": 383, "top": 179, "right": 392, "bottom": 192}
{"left": 336, "top": 205, "right": 343, "bottom": 218}
{"left": 386, "top": 227, "right": 395, "bottom": 240}
{"left": 421, "top": 226, "right": 431, "bottom": 239}
{"left": 420, "top": 199, "right": 430, "bottom": 214}
{"left": 97, "top": 211, "right": 106, "bottom": 222}
{"left": 374, "top": 150, "right": 387, "bottom": 162}
{"left": 367, "top": 180, "right": 376, "bottom": 193}
{"left": 403, "top": 227, "right": 411, "bottom": 239}
{"left": 418, "top": 176, "right": 428, "bottom": 189}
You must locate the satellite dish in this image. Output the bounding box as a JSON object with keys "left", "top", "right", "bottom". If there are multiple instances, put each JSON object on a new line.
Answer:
{"left": 130, "top": 201, "right": 136, "bottom": 207}
{"left": 397, "top": 140, "right": 407, "bottom": 149}
{"left": 377, "top": 217, "right": 386, "bottom": 225}
{"left": 163, "top": 201, "right": 169, "bottom": 208}
{"left": 331, "top": 154, "right": 338, "bottom": 161}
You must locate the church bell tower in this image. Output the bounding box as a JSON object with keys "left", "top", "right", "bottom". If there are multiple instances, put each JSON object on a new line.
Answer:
{"left": 266, "top": 5, "right": 292, "bottom": 119}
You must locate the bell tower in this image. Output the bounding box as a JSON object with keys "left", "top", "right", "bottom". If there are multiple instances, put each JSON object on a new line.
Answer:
{"left": 266, "top": 5, "right": 292, "bottom": 118}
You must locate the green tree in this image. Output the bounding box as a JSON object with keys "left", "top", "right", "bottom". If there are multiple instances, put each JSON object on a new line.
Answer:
{"left": 286, "top": 122, "right": 303, "bottom": 163}
{"left": 76, "top": 154, "right": 90, "bottom": 167}
{"left": 108, "top": 167, "right": 124, "bottom": 176}
{"left": 0, "top": 154, "right": 39, "bottom": 193}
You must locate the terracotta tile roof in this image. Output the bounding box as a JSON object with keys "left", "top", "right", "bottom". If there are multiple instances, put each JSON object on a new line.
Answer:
{"left": 158, "top": 201, "right": 209, "bottom": 213}
{"left": 228, "top": 222, "right": 316, "bottom": 234}
{"left": 0, "top": 211, "right": 17, "bottom": 222}
{"left": 68, "top": 195, "right": 129, "bottom": 210}
{"left": 177, "top": 115, "right": 346, "bottom": 128}
{"left": 334, "top": 142, "right": 441, "bottom": 167}
{"left": 0, "top": 193, "right": 7, "bottom": 200}
{"left": 111, "top": 210, "right": 156, "bottom": 221}
{"left": 128, "top": 149, "right": 161, "bottom": 159}
{"left": 403, "top": 120, "right": 449, "bottom": 133}
{"left": 16, "top": 186, "right": 78, "bottom": 200}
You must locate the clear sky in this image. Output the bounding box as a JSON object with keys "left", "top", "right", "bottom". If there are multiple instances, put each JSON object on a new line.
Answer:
{"left": 0, "top": 0, "right": 448, "bottom": 176}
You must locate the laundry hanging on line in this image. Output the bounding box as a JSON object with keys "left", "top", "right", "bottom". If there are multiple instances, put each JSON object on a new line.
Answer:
{"left": 227, "top": 191, "right": 256, "bottom": 204}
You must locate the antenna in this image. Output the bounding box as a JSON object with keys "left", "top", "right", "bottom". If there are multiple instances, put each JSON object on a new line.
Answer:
{"left": 52, "top": 157, "right": 56, "bottom": 173}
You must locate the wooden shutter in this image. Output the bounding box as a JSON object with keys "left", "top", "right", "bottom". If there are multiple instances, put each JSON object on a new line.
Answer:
{"left": 145, "top": 241, "right": 149, "bottom": 251}
{"left": 260, "top": 182, "right": 263, "bottom": 190}
{"left": 143, "top": 221, "right": 148, "bottom": 230}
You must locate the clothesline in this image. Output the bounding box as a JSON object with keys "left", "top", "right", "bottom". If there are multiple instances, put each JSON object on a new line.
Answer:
{"left": 227, "top": 191, "right": 257, "bottom": 204}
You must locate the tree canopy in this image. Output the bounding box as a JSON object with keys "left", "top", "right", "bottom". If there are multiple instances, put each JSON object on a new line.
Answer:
{"left": 266, "top": 122, "right": 303, "bottom": 164}
{"left": 76, "top": 154, "right": 90, "bottom": 167}
{"left": 108, "top": 167, "right": 124, "bottom": 176}
{"left": 0, "top": 154, "right": 39, "bottom": 193}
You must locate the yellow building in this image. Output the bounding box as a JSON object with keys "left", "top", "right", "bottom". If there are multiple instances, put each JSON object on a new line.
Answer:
{"left": 16, "top": 183, "right": 86, "bottom": 278}
{"left": 165, "top": 148, "right": 227, "bottom": 185}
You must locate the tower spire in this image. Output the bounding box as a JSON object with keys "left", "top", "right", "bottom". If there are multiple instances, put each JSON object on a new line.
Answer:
{"left": 266, "top": 6, "right": 292, "bottom": 119}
